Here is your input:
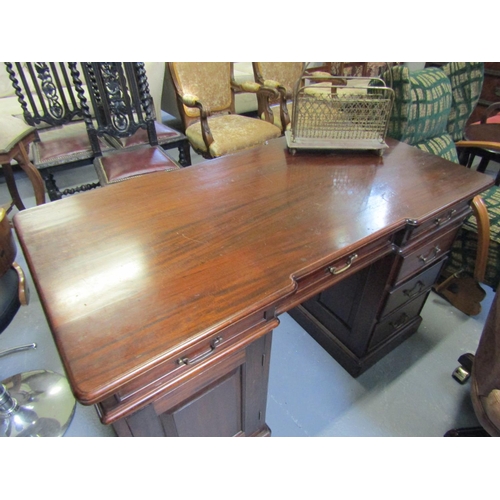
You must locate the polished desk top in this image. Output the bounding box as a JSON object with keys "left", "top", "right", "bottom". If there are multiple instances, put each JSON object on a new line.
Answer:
{"left": 14, "top": 137, "right": 493, "bottom": 405}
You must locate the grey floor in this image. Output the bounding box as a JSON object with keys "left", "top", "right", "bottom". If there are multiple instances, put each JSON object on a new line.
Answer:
{"left": 1, "top": 147, "right": 498, "bottom": 438}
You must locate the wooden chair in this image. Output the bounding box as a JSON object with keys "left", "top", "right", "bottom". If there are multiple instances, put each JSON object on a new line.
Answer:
{"left": 0, "top": 207, "right": 75, "bottom": 436}
{"left": 74, "top": 62, "right": 181, "bottom": 186}
{"left": 460, "top": 102, "right": 500, "bottom": 184}
{"left": 168, "top": 62, "right": 281, "bottom": 159}
{"left": 0, "top": 115, "right": 45, "bottom": 213}
{"left": 4, "top": 62, "right": 109, "bottom": 200}
{"left": 252, "top": 62, "right": 305, "bottom": 132}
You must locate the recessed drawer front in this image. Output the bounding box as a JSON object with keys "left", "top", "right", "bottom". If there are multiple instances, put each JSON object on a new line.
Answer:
{"left": 279, "top": 236, "right": 394, "bottom": 313}
{"left": 400, "top": 202, "right": 470, "bottom": 246}
{"left": 369, "top": 292, "right": 429, "bottom": 350}
{"left": 97, "top": 310, "right": 278, "bottom": 425}
{"left": 394, "top": 224, "right": 460, "bottom": 286}
{"left": 381, "top": 258, "right": 444, "bottom": 319}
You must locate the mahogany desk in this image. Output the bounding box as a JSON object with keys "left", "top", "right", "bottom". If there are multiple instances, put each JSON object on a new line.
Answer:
{"left": 13, "top": 137, "right": 493, "bottom": 437}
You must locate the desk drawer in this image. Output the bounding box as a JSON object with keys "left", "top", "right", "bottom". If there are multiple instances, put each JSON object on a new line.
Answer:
{"left": 394, "top": 224, "right": 460, "bottom": 286}
{"left": 369, "top": 292, "right": 428, "bottom": 350}
{"left": 399, "top": 202, "right": 470, "bottom": 246}
{"left": 381, "top": 258, "right": 444, "bottom": 319}
{"left": 98, "top": 309, "right": 278, "bottom": 424}
{"left": 280, "top": 235, "right": 394, "bottom": 312}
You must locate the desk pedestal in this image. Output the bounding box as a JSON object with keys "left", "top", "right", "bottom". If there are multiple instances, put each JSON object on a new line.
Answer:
{"left": 101, "top": 332, "right": 273, "bottom": 437}
{"left": 290, "top": 201, "right": 470, "bottom": 377}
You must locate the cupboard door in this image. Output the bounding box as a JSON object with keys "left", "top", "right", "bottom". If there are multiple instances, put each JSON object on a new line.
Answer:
{"left": 112, "top": 333, "right": 272, "bottom": 437}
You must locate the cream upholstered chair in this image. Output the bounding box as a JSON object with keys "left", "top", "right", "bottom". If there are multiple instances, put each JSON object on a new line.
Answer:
{"left": 252, "top": 62, "right": 305, "bottom": 132}
{"left": 168, "top": 62, "right": 281, "bottom": 159}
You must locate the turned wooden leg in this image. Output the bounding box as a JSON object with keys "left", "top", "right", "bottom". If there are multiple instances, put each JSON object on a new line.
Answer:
{"left": 1, "top": 162, "right": 26, "bottom": 211}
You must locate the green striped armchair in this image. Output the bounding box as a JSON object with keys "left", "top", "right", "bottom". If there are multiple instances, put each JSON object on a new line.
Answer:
{"left": 386, "top": 63, "right": 500, "bottom": 293}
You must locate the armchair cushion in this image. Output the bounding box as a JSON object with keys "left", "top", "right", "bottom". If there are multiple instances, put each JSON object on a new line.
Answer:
{"left": 185, "top": 114, "right": 280, "bottom": 158}
{"left": 387, "top": 66, "right": 453, "bottom": 146}
{"left": 0, "top": 115, "right": 35, "bottom": 154}
{"left": 442, "top": 62, "right": 484, "bottom": 141}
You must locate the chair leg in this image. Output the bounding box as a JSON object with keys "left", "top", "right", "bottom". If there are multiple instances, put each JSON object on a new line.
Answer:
{"left": 1, "top": 162, "right": 26, "bottom": 211}
{"left": 476, "top": 156, "right": 490, "bottom": 173}
{"left": 178, "top": 140, "right": 192, "bottom": 167}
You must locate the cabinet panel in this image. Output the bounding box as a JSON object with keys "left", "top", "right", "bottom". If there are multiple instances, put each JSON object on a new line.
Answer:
{"left": 160, "top": 367, "right": 243, "bottom": 437}
{"left": 297, "top": 254, "right": 394, "bottom": 358}
{"left": 110, "top": 332, "right": 273, "bottom": 437}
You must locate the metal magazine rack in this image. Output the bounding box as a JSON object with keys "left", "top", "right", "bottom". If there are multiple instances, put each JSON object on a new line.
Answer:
{"left": 285, "top": 73, "right": 394, "bottom": 155}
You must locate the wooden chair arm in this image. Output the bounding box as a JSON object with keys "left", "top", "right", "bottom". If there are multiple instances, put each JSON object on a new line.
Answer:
{"left": 180, "top": 94, "right": 214, "bottom": 149}
{"left": 231, "top": 80, "right": 280, "bottom": 125}
{"left": 456, "top": 140, "right": 500, "bottom": 153}
{"left": 482, "top": 102, "right": 500, "bottom": 123}
{"left": 12, "top": 261, "right": 30, "bottom": 306}
{"left": 471, "top": 195, "right": 490, "bottom": 283}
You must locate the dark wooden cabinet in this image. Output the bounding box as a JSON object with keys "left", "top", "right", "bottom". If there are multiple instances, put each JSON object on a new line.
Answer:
{"left": 106, "top": 332, "right": 273, "bottom": 437}
{"left": 468, "top": 62, "right": 500, "bottom": 124}
{"left": 289, "top": 201, "right": 471, "bottom": 377}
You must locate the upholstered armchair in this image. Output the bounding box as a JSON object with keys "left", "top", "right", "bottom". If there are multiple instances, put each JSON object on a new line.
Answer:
{"left": 386, "top": 63, "right": 499, "bottom": 315}
{"left": 168, "top": 62, "right": 281, "bottom": 159}
{"left": 252, "top": 62, "right": 305, "bottom": 132}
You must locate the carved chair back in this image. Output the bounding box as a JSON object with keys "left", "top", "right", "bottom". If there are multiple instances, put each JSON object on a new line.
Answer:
{"left": 72, "top": 62, "right": 158, "bottom": 156}
{"left": 4, "top": 62, "right": 83, "bottom": 128}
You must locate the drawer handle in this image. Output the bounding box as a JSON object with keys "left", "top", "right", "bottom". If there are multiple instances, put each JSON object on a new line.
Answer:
{"left": 418, "top": 246, "right": 441, "bottom": 264}
{"left": 328, "top": 253, "right": 358, "bottom": 275}
{"left": 434, "top": 209, "right": 456, "bottom": 226}
{"left": 177, "top": 337, "right": 223, "bottom": 366}
{"left": 390, "top": 313, "right": 409, "bottom": 330}
{"left": 403, "top": 281, "right": 425, "bottom": 299}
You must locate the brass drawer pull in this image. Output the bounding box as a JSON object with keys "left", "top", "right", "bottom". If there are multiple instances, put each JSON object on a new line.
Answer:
{"left": 328, "top": 253, "right": 358, "bottom": 275}
{"left": 178, "top": 337, "right": 223, "bottom": 366}
{"left": 434, "top": 209, "right": 456, "bottom": 226}
{"left": 390, "top": 313, "right": 409, "bottom": 330}
{"left": 403, "top": 281, "right": 425, "bottom": 299}
{"left": 418, "top": 246, "right": 441, "bottom": 264}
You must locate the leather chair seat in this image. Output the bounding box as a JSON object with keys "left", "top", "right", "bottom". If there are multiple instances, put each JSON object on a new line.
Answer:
{"left": 93, "top": 146, "right": 180, "bottom": 185}
{"left": 32, "top": 121, "right": 113, "bottom": 168}
{"left": 186, "top": 114, "right": 281, "bottom": 158}
{"left": 108, "top": 122, "right": 184, "bottom": 149}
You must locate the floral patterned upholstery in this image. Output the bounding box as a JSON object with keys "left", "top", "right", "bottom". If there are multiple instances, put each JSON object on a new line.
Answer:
{"left": 253, "top": 62, "right": 305, "bottom": 131}
{"left": 169, "top": 62, "right": 281, "bottom": 158}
